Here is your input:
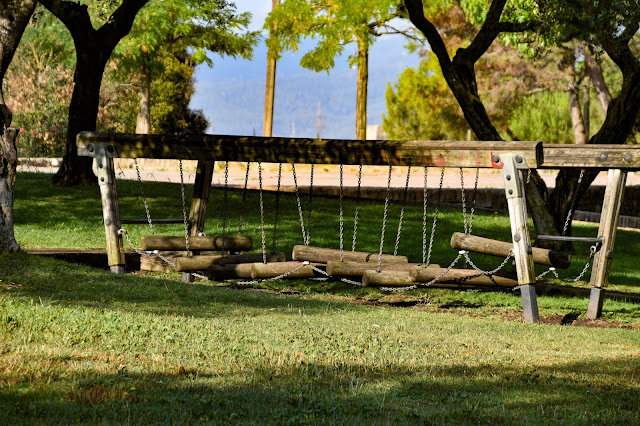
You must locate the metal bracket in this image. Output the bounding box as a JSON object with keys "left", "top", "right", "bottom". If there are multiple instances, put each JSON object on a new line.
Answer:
{"left": 501, "top": 153, "right": 525, "bottom": 199}
{"left": 94, "top": 144, "right": 112, "bottom": 186}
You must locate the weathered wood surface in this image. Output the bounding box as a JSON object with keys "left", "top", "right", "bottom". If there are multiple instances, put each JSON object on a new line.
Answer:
{"left": 207, "top": 263, "right": 255, "bottom": 280}
{"left": 140, "top": 251, "right": 182, "bottom": 273}
{"left": 251, "top": 261, "right": 321, "bottom": 279}
{"left": 175, "top": 252, "right": 286, "bottom": 272}
{"left": 292, "top": 245, "right": 408, "bottom": 264}
{"left": 99, "top": 156, "right": 125, "bottom": 273}
{"left": 588, "top": 169, "right": 627, "bottom": 319}
{"left": 326, "top": 261, "right": 424, "bottom": 277}
{"left": 189, "top": 160, "right": 214, "bottom": 235}
{"left": 362, "top": 270, "right": 415, "bottom": 287}
{"left": 450, "top": 232, "right": 571, "bottom": 269}
{"left": 77, "top": 132, "right": 543, "bottom": 168}
{"left": 140, "top": 235, "right": 252, "bottom": 252}
{"left": 410, "top": 265, "right": 518, "bottom": 287}
{"left": 0, "top": 128, "right": 19, "bottom": 251}
{"left": 541, "top": 145, "right": 640, "bottom": 170}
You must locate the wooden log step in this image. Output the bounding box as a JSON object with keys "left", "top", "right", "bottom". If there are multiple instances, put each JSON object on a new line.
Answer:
{"left": 206, "top": 263, "right": 255, "bottom": 281}
{"left": 326, "top": 261, "right": 430, "bottom": 277}
{"left": 450, "top": 232, "right": 570, "bottom": 269}
{"left": 362, "top": 270, "right": 415, "bottom": 287}
{"left": 175, "top": 252, "right": 286, "bottom": 272}
{"left": 140, "top": 235, "right": 252, "bottom": 252}
{"left": 410, "top": 265, "right": 519, "bottom": 287}
{"left": 140, "top": 251, "right": 183, "bottom": 273}
{"left": 292, "top": 245, "right": 408, "bottom": 264}
{"left": 251, "top": 261, "right": 323, "bottom": 279}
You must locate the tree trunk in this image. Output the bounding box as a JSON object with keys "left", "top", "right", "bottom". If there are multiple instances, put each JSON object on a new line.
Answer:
{"left": 52, "top": 42, "right": 109, "bottom": 186}
{"left": 585, "top": 51, "right": 611, "bottom": 113}
{"left": 263, "top": 0, "right": 279, "bottom": 137}
{"left": 0, "top": 128, "right": 19, "bottom": 251}
{"left": 355, "top": 38, "right": 368, "bottom": 140}
{"left": 583, "top": 76, "right": 590, "bottom": 140}
{"left": 567, "top": 63, "right": 587, "bottom": 145}
{"left": 136, "top": 60, "right": 151, "bottom": 134}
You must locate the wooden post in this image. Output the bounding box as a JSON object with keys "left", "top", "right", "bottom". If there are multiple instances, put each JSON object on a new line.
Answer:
{"left": 501, "top": 153, "right": 538, "bottom": 323}
{"left": 182, "top": 160, "right": 214, "bottom": 282}
{"left": 587, "top": 169, "right": 627, "bottom": 319}
{"left": 95, "top": 145, "right": 125, "bottom": 273}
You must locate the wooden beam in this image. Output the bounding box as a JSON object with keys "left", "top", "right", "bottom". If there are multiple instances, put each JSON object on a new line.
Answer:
{"left": 587, "top": 169, "right": 627, "bottom": 319}
{"left": 450, "top": 232, "right": 570, "bottom": 269}
{"left": 541, "top": 145, "right": 640, "bottom": 169}
{"left": 140, "top": 235, "right": 252, "bottom": 252}
{"left": 362, "top": 270, "right": 416, "bottom": 287}
{"left": 77, "top": 132, "right": 542, "bottom": 169}
{"left": 326, "top": 261, "right": 423, "bottom": 277}
{"left": 175, "top": 252, "right": 286, "bottom": 272}
{"left": 410, "top": 265, "right": 518, "bottom": 287}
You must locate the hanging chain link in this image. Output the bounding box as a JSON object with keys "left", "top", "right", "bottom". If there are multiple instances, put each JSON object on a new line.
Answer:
{"left": 571, "top": 245, "right": 597, "bottom": 282}
{"left": 468, "top": 167, "right": 480, "bottom": 235}
{"left": 352, "top": 165, "right": 363, "bottom": 252}
{"left": 179, "top": 160, "right": 190, "bottom": 256}
{"left": 237, "top": 162, "right": 251, "bottom": 235}
{"left": 425, "top": 168, "right": 445, "bottom": 267}
{"left": 271, "top": 163, "right": 282, "bottom": 254}
{"left": 258, "top": 162, "right": 267, "bottom": 264}
{"left": 339, "top": 164, "right": 345, "bottom": 262}
{"left": 134, "top": 158, "right": 154, "bottom": 234}
{"left": 220, "top": 161, "right": 229, "bottom": 258}
{"left": 460, "top": 168, "right": 468, "bottom": 234}
{"left": 562, "top": 169, "right": 585, "bottom": 237}
{"left": 292, "top": 164, "right": 308, "bottom": 245}
{"left": 307, "top": 164, "right": 314, "bottom": 245}
{"left": 377, "top": 166, "right": 393, "bottom": 273}
{"left": 394, "top": 165, "right": 411, "bottom": 256}
{"left": 422, "top": 166, "right": 428, "bottom": 265}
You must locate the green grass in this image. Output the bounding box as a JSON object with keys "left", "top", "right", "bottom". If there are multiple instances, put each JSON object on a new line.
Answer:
{"left": 2, "top": 171, "right": 640, "bottom": 424}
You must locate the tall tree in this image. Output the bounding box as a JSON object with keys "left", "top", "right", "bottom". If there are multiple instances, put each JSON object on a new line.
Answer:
{"left": 0, "top": 0, "right": 37, "bottom": 251}
{"left": 404, "top": 0, "right": 640, "bottom": 243}
{"left": 114, "top": 0, "right": 258, "bottom": 134}
{"left": 39, "top": 0, "right": 149, "bottom": 186}
{"left": 266, "top": 0, "right": 417, "bottom": 139}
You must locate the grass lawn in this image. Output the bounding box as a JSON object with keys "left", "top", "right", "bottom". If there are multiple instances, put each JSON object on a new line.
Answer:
{"left": 1, "top": 171, "right": 639, "bottom": 424}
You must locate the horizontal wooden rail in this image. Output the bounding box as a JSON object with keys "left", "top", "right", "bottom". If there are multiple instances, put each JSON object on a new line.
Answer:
{"left": 541, "top": 145, "right": 640, "bottom": 169}
{"left": 77, "top": 132, "right": 542, "bottom": 169}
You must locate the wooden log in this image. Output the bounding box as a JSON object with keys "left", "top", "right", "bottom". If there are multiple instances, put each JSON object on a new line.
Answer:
{"left": 175, "top": 252, "right": 286, "bottom": 272}
{"left": 251, "top": 261, "right": 321, "bottom": 279}
{"left": 292, "top": 245, "right": 408, "bottom": 264}
{"left": 77, "top": 132, "right": 543, "bottom": 169}
{"left": 410, "top": 265, "right": 519, "bottom": 287}
{"left": 140, "top": 252, "right": 183, "bottom": 273}
{"left": 450, "top": 232, "right": 570, "bottom": 269}
{"left": 207, "top": 263, "right": 255, "bottom": 280}
{"left": 541, "top": 145, "right": 640, "bottom": 169}
{"left": 326, "top": 261, "right": 428, "bottom": 277}
{"left": 140, "top": 235, "right": 252, "bottom": 252}
{"left": 362, "top": 270, "right": 415, "bottom": 287}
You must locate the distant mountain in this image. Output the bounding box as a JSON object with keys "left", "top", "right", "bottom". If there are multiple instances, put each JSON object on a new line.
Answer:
{"left": 191, "top": 36, "right": 420, "bottom": 139}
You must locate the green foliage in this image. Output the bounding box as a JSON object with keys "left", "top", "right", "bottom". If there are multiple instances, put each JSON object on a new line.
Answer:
{"left": 507, "top": 92, "right": 573, "bottom": 144}
{"left": 266, "top": 0, "right": 407, "bottom": 70}
{"left": 383, "top": 53, "right": 467, "bottom": 140}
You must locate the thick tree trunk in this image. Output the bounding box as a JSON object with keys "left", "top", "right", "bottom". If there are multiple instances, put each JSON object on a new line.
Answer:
{"left": 0, "top": 128, "right": 19, "bottom": 251}
{"left": 136, "top": 60, "right": 151, "bottom": 134}
{"left": 355, "top": 39, "right": 368, "bottom": 140}
{"left": 585, "top": 52, "right": 611, "bottom": 113}
{"left": 566, "top": 61, "right": 587, "bottom": 144}
{"left": 52, "top": 43, "right": 109, "bottom": 186}
{"left": 263, "top": 0, "right": 279, "bottom": 137}
{"left": 583, "top": 76, "right": 590, "bottom": 140}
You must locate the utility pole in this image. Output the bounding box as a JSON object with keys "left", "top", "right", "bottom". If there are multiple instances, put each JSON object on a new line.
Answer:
{"left": 263, "top": 0, "right": 280, "bottom": 137}
{"left": 315, "top": 103, "right": 324, "bottom": 138}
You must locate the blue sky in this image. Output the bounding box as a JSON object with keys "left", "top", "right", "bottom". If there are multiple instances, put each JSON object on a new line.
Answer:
{"left": 190, "top": 0, "right": 422, "bottom": 138}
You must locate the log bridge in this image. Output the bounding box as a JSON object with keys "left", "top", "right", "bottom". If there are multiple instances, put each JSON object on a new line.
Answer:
{"left": 77, "top": 131, "right": 640, "bottom": 323}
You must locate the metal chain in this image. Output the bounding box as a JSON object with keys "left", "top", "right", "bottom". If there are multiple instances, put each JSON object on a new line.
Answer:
{"left": 425, "top": 168, "right": 445, "bottom": 267}
{"left": 271, "top": 164, "right": 282, "bottom": 254}
{"left": 258, "top": 162, "right": 267, "bottom": 264}
{"left": 463, "top": 250, "right": 513, "bottom": 276}
{"left": 237, "top": 162, "right": 251, "bottom": 235}
{"left": 120, "top": 228, "right": 176, "bottom": 267}
{"left": 377, "top": 166, "right": 393, "bottom": 273}
{"left": 220, "top": 162, "right": 229, "bottom": 258}
{"left": 570, "top": 245, "right": 597, "bottom": 282}
{"left": 381, "top": 251, "right": 465, "bottom": 292}
{"left": 292, "top": 164, "right": 308, "bottom": 245}
{"left": 394, "top": 165, "right": 411, "bottom": 256}
{"left": 468, "top": 167, "right": 480, "bottom": 235}
{"left": 352, "top": 165, "right": 363, "bottom": 252}
{"left": 460, "top": 168, "right": 468, "bottom": 234}
{"left": 179, "top": 160, "right": 190, "bottom": 255}
{"left": 134, "top": 158, "right": 154, "bottom": 234}
{"left": 562, "top": 169, "right": 585, "bottom": 237}
{"left": 307, "top": 164, "right": 314, "bottom": 245}
{"left": 422, "top": 166, "right": 428, "bottom": 265}
{"left": 339, "top": 164, "right": 345, "bottom": 262}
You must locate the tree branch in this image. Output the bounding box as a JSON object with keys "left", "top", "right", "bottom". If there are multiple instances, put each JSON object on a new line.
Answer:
{"left": 98, "top": 0, "right": 150, "bottom": 50}
{"left": 39, "top": 0, "right": 94, "bottom": 40}
{"left": 454, "top": 0, "right": 507, "bottom": 66}
{"left": 404, "top": 0, "right": 452, "bottom": 69}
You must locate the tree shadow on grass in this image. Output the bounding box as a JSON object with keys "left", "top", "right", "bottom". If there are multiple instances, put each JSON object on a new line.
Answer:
{"left": 1, "top": 357, "right": 638, "bottom": 424}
